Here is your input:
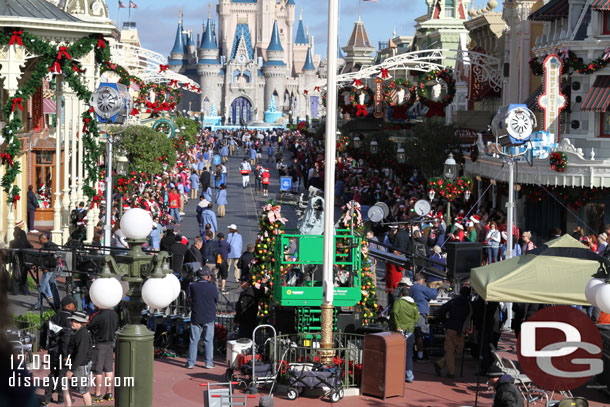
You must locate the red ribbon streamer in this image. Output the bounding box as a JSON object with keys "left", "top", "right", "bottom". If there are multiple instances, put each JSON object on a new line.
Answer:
{"left": 49, "top": 61, "right": 62, "bottom": 73}
{"left": 97, "top": 36, "right": 106, "bottom": 49}
{"left": 13, "top": 194, "right": 20, "bottom": 207}
{"left": 355, "top": 104, "right": 368, "bottom": 117}
{"left": 1, "top": 153, "right": 14, "bottom": 166}
{"left": 57, "top": 46, "right": 71, "bottom": 60}
{"left": 8, "top": 30, "right": 23, "bottom": 46}
{"left": 11, "top": 98, "right": 23, "bottom": 112}
{"left": 159, "top": 64, "right": 169, "bottom": 72}
{"left": 380, "top": 68, "right": 390, "bottom": 79}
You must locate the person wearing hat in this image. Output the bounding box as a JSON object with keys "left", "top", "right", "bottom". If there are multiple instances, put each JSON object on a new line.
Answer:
{"left": 226, "top": 225, "right": 243, "bottom": 282}
{"left": 486, "top": 364, "right": 524, "bottom": 407}
{"left": 186, "top": 266, "right": 218, "bottom": 369}
{"left": 197, "top": 198, "right": 217, "bottom": 237}
{"left": 214, "top": 233, "right": 231, "bottom": 293}
{"left": 434, "top": 286, "right": 472, "bottom": 379}
{"left": 63, "top": 311, "right": 93, "bottom": 406}
{"left": 40, "top": 296, "right": 76, "bottom": 405}
{"left": 239, "top": 158, "right": 252, "bottom": 188}
{"left": 389, "top": 279, "right": 418, "bottom": 383}
{"left": 234, "top": 274, "right": 268, "bottom": 339}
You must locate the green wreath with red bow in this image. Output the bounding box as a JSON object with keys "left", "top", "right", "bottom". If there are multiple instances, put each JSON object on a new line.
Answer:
{"left": 416, "top": 68, "right": 456, "bottom": 107}
{"left": 136, "top": 83, "right": 181, "bottom": 113}
{"left": 350, "top": 86, "right": 374, "bottom": 117}
{"left": 549, "top": 151, "right": 568, "bottom": 172}
{"left": 427, "top": 176, "right": 473, "bottom": 202}
{"left": 383, "top": 79, "right": 416, "bottom": 107}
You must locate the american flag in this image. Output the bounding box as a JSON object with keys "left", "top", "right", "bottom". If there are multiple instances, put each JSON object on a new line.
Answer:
{"left": 118, "top": 1, "right": 127, "bottom": 8}
{"left": 129, "top": 0, "right": 138, "bottom": 8}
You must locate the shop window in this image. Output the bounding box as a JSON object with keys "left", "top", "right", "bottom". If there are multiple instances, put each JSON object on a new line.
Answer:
{"left": 34, "top": 151, "right": 55, "bottom": 209}
{"left": 600, "top": 111, "right": 610, "bottom": 137}
{"left": 604, "top": 12, "right": 610, "bottom": 35}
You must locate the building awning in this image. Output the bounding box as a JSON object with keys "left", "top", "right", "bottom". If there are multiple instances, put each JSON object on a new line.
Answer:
{"left": 528, "top": 0, "right": 569, "bottom": 21}
{"left": 592, "top": 0, "right": 610, "bottom": 10}
{"left": 581, "top": 76, "right": 610, "bottom": 112}
{"left": 42, "top": 98, "right": 56, "bottom": 114}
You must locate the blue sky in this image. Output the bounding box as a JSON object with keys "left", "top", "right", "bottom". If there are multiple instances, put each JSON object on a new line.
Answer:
{"left": 108, "top": 0, "right": 430, "bottom": 60}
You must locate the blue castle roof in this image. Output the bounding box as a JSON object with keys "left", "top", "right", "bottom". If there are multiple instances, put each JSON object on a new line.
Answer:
{"left": 187, "top": 31, "right": 195, "bottom": 47}
{"left": 200, "top": 19, "right": 217, "bottom": 50}
{"left": 170, "top": 21, "right": 185, "bottom": 54}
{"left": 303, "top": 47, "right": 315, "bottom": 71}
{"left": 230, "top": 24, "right": 254, "bottom": 60}
{"left": 295, "top": 19, "right": 307, "bottom": 44}
{"left": 287, "top": 0, "right": 296, "bottom": 5}
{"left": 267, "top": 20, "right": 283, "bottom": 52}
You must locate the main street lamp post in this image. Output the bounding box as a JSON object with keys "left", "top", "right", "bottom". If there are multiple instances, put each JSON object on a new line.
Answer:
{"left": 443, "top": 153, "right": 458, "bottom": 224}
{"left": 89, "top": 208, "right": 180, "bottom": 407}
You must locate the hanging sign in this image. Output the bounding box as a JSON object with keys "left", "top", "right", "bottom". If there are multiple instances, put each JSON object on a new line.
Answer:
{"left": 374, "top": 78, "right": 384, "bottom": 119}
{"left": 538, "top": 55, "right": 566, "bottom": 142}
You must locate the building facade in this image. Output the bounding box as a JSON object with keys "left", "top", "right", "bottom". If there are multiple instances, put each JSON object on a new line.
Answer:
{"left": 168, "top": 0, "right": 322, "bottom": 125}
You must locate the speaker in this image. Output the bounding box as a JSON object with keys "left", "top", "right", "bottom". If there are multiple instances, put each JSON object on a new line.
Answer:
{"left": 445, "top": 242, "right": 482, "bottom": 280}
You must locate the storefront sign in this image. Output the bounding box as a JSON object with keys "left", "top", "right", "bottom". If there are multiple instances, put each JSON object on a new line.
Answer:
{"left": 538, "top": 55, "right": 566, "bottom": 142}
{"left": 374, "top": 78, "right": 384, "bottom": 118}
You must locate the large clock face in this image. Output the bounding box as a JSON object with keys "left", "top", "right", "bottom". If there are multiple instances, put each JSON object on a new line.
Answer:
{"left": 238, "top": 53, "right": 247, "bottom": 64}
{"left": 506, "top": 108, "right": 534, "bottom": 141}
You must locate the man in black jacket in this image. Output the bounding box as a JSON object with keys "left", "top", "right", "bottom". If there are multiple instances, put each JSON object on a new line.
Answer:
{"left": 186, "top": 267, "right": 218, "bottom": 369}
{"left": 26, "top": 185, "right": 39, "bottom": 233}
{"left": 215, "top": 233, "right": 231, "bottom": 293}
{"left": 160, "top": 228, "right": 176, "bottom": 252}
{"left": 487, "top": 365, "right": 524, "bottom": 407}
{"left": 63, "top": 311, "right": 93, "bottom": 406}
{"left": 434, "top": 286, "right": 472, "bottom": 378}
{"left": 236, "top": 244, "right": 255, "bottom": 282}
{"left": 10, "top": 220, "right": 33, "bottom": 295}
{"left": 88, "top": 307, "right": 119, "bottom": 403}
{"left": 169, "top": 234, "right": 189, "bottom": 275}
{"left": 234, "top": 275, "right": 267, "bottom": 338}
{"left": 40, "top": 296, "right": 76, "bottom": 405}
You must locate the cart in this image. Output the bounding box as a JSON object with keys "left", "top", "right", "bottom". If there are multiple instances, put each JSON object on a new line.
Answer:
{"left": 285, "top": 362, "right": 344, "bottom": 402}
{"left": 201, "top": 381, "right": 256, "bottom": 407}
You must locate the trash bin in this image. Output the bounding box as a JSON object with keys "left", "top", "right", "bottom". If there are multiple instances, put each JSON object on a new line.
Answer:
{"left": 361, "top": 332, "right": 405, "bottom": 399}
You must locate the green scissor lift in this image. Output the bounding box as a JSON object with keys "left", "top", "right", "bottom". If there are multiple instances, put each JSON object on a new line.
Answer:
{"left": 272, "top": 231, "right": 362, "bottom": 332}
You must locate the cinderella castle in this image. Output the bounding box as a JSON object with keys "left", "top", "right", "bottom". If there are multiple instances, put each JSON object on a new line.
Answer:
{"left": 167, "top": 0, "right": 322, "bottom": 125}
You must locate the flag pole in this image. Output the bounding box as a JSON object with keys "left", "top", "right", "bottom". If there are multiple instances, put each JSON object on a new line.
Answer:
{"left": 358, "top": 0, "right": 361, "bottom": 20}
{"left": 128, "top": 2, "right": 131, "bottom": 23}
{"left": 117, "top": 0, "right": 121, "bottom": 29}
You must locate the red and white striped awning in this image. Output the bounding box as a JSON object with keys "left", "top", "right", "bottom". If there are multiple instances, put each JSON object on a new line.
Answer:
{"left": 581, "top": 76, "right": 610, "bottom": 112}
{"left": 42, "top": 98, "right": 56, "bottom": 114}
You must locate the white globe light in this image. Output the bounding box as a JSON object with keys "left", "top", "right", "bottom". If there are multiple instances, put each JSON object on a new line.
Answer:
{"left": 90, "top": 277, "right": 123, "bottom": 309}
{"left": 164, "top": 273, "right": 181, "bottom": 300}
{"left": 141, "top": 277, "right": 174, "bottom": 309}
{"left": 120, "top": 208, "right": 153, "bottom": 239}
{"left": 595, "top": 283, "right": 610, "bottom": 314}
{"left": 585, "top": 278, "right": 605, "bottom": 306}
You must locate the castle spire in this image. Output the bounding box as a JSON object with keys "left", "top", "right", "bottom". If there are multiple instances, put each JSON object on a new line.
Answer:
{"left": 267, "top": 20, "right": 283, "bottom": 52}
{"left": 303, "top": 47, "right": 315, "bottom": 71}
{"left": 295, "top": 14, "right": 307, "bottom": 44}
{"left": 170, "top": 12, "right": 185, "bottom": 55}
{"left": 200, "top": 18, "right": 217, "bottom": 50}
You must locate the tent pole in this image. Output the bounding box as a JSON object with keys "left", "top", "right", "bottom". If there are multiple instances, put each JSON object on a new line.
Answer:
{"left": 474, "top": 301, "right": 487, "bottom": 407}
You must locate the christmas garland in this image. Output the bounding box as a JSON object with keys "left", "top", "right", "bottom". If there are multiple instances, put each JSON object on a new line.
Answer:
{"left": 523, "top": 185, "right": 607, "bottom": 209}
{"left": 350, "top": 86, "right": 374, "bottom": 117}
{"left": 427, "top": 176, "right": 473, "bottom": 202}
{"left": 250, "top": 202, "right": 287, "bottom": 319}
{"left": 136, "top": 83, "right": 181, "bottom": 113}
{"left": 549, "top": 151, "right": 568, "bottom": 172}
{"left": 100, "top": 61, "right": 131, "bottom": 86}
{"left": 416, "top": 68, "right": 456, "bottom": 107}
{"left": 529, "top": 49, "right": 610, "bottom": 76}
{"left": 338, "top": 202, "right": 379, "bottom": 325}
{"left": 383, "top": 78, "right": 416, "bottom": 107}
{"left": 0, "top": 30, "right": 116, "bottom": 203}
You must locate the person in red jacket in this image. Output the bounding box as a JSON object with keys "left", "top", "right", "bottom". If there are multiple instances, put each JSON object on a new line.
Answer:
{"left": 261, "top": 168, "right": 270, "bottom": 197}
{"left": 386, "top": 250, "right": 405, "bottom": 295}
{"left": 168, "top": 188, "right": 181, "bottom": 224}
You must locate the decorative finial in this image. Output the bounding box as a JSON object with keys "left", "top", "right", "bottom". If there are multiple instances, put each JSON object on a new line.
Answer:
{"left": 393, "top": 26, "right": 397, "bottom": 37}
{"left": 208, "top": 3, "right": 212, "bottom": 19}
{"left": 487, "top": 0, "right": 498, "bottom": 10}
{"left": 299, "top": 7, "right": 302, "bottom": 20}
{"left": 179, "top": 10, "right": 183, "bottom": 24}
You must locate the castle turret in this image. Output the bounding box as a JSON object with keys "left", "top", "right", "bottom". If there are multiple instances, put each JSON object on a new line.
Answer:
{"left": 169, "top": 11, "right": 185, "bottom": 71}
{"left": 286, "top": 0, "right": 296, "bottom": 81}
{"left": 186, "top": 30, "right": 196, "bottom": 63}
{"left": 263, "top": 20, "right": 287, "bottom": 113}
{"left": 292, "top": 9, "right": 309, "bottom": 75}
{"left": 197, "top": 18, "right": 221, "bottom": 116}
{"left": 341, "top": 17, "right": 375, "bottom": 74}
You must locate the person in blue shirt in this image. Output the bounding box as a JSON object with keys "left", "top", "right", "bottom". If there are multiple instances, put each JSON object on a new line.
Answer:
{"left": 220, "top": 144, "right": 229, "bottom": 163}
{"left": 202, "top": 150, "right": 210, "bottom": 170}
{"left": 201, "top": 185, "right": 213, "bottom": 203}
{"left": 197, "top": 158, "right": 206, "bottom": 175}
{"left": 216, "top": 184, "right": 227, "bottom": 217}
{"left": 189, "top": 172, "right": 199, "bottom": 200}
{"left": 147, "top": 216, "right": 162, "bottom": 251}
{"left": 267, "top": 144, "right": 274, "bottom": 163}
{"left": 426, "top": 246, "right": 446, "bottom": 289}
{"left": 226, "top": 225, "right": 243, "bottom": 282}
{"left": 249, "top": 147, "right": 257, "bottom": 166}
{"left": 409, "top": 273, "right": 438, "bottom": 360}
{"left": 198, "top": 200, "right": 218, "bottom": 236}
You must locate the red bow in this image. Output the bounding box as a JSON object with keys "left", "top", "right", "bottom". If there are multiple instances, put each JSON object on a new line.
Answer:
{"left": 89, "top": 107, "right": 95, "bottom": 113}
{"left": 352, "top": 79, "right": 363, "bottom": 88}
{"left": 304, "top": 90, "right": 309, "bottom": 95}
{"left": 72, "top": 64, "right": 80, "bottom": 72}
{"left": 196, "top": 87, "right": 201, "bottom": 93}
{"left": 314, "top": 86, "right": 321, "bottom": 92}
{"left": 97, "top": 36, "right": 106, "bottom": 49}
{"left": 106, "top": 61, "right": 117, "bottom": 70}
{"left": 8, "top": 30, "right": 23, "bottom": 46}
{"left": 169, "top": 79, "right": 179, "bottom": 88}
{"left": 11, "top": 98, "right": 23, "bottom": 112}
{"left": 159, "top": 64, "right": 169, "bottom": 72}
{"left": 355, "top": 104, "right": 368, "bottom": 117}
{"left": 380, "top": 68, "right": 390, "bottom": 79}
{"left": 82, "top": 117, "right": 90, "bottom": 133}
{"left": 49, "top": 61, "right": 62, "bottom": 73}
{"left": 1, "top": 153, "right": 13, "bottom": 166}
{"left": 130, "top": 107, "right": 140, "bottom": 116}
{"left": 13, "top": 194, "right": 20, "bottom": 207}
{"left": 57, "top": 46, "right": 71, "bottom": 60}
{"left": 90, "top": 191, "right": 103, "bottom": 209}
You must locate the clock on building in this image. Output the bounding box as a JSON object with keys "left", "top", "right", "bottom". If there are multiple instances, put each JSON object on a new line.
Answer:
{"left": 238, "top": 53, "right": 247, "bottom": 64}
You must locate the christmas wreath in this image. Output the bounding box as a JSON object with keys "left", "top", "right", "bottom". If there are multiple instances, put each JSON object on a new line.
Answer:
{"left": 337, "top": 86, "right": 355, "bottom": 114}
{"left": 427, "top": 176, "right": 473, "bottom": 202}
{"left": 136, "top": 83, "right": 181, "bottom": 112}
{"left": 349, "top": 86, "right": 374, "bottom": 117}
{"left": 383, "top": 79, "right": 416, "bottom": 107}
{"left": 549, "top": 151, "right": 568, "bottom": 172}
{"left": 336, "top": 133, "right": 350, "bottom": 152}
{"left": 416, "top": 68, "right": 456, "bottom": 107}
{"left": 530, "top": 48, "right": 610, "bottom": 76}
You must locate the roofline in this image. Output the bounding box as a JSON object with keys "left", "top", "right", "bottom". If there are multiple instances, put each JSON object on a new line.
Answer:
{"left": 0, "top": 17, "right": 116, "bottom": 36}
